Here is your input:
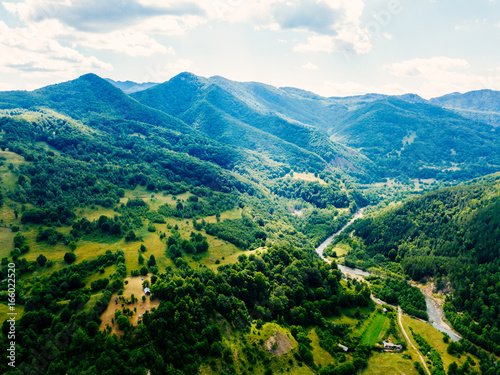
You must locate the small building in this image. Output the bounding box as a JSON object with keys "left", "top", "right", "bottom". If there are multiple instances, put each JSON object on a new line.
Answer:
{"left": 383, "top": 341, "right": 402, "bottom": 351}
{"left": 144, "top": 287, "right": 151, "bottom": 295}
{"left": 383, "top": 308, "right": 388, "bottom": 313}
{"left": 338, "top": 344, "right": 349, "bottom": 352}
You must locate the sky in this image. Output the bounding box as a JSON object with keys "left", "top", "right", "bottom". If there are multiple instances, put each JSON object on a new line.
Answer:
{"left": 0, "top": 0, "right": 499, "bottom": 98}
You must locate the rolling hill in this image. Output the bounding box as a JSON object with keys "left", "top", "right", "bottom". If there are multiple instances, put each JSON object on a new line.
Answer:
{"left": 430, "top": 89, "right": 500, "bottom": 127}
{"left": 330, "top": 97, "right": 500, "bottom": 181}
{"left": 131, "top": 72, "right": 375, "bottom": 179}
{"left": 0, "top": 73, "right": 499, "bottom": 375}
{"left": 351, "top": 175, "right": 500, "bottom": 357}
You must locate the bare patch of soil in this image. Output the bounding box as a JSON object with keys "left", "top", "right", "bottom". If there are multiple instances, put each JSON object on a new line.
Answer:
{"left": 99, "top": 274, "right": 160, "bottom": 336}
{"left": 265, "top": 331, "right": 294, "bottom": 356}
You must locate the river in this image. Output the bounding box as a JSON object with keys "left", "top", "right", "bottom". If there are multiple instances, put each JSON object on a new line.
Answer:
{"left": 315, "top": 208, "right": 364, "bottom": 264}
{"left": 423, "top": 294, "right": 461, "bottom": 342}
{"left": 315, "top": 208, "right": 461, "bottom": 342}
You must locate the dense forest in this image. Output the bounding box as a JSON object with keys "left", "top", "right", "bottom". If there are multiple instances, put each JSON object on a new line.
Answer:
{"left": 351, "top": 179, "right": 500, "bottom": 358}
{"left": 0, "top": 73, "right": 500, "bottom": 374}
{"left": 1, "top": 246, "right": 373, "bottom": 375}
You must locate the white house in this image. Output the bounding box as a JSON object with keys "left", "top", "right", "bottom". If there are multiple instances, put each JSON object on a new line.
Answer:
{"left": 383, "top": 341, "right": 402, "bottom": 351}
{"left": 144, "top": 287, "right": 151, "bottom": 295}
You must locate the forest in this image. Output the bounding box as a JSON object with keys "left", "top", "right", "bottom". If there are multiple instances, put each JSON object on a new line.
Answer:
{"left": 350, "top": 180, "right": 500, "bottom": 357}
{"left": 0, "top": 73, "right": 499, "bottom": 375}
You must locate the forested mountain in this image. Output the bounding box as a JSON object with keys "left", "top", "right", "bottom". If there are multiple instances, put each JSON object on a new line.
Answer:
{"left": 105, "top": 79, "right": 158, "bottom": 94}
{"left": 132, "top": 73, "right": 500, "bottom": 183}
{"left": 131, "top": 73, "right": 374, "bottom": 180}
{"left": 331, "top": 97, "right": 500, "bottom": 181}
{"left": 431, "top": 90, "right": 500, "bottom": 127}
{"left": 0, "top": 73, "right": 500, "bottom": 375}
{"left": 0, "top": 74, "right": 374, "bottom": 375}
{"left": 351, "top": 177, "right": 500, "bottom": 358}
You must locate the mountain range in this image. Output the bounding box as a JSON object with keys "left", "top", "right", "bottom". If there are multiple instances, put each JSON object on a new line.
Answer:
{"left": 1, "top": 72, "right": 499, "bottom": 185}
{"left": 1, "top": 73, "right": 500, "bottom": 375}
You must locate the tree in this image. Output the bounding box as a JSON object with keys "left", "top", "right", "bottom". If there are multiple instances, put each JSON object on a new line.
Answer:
{"left": 147, "top": 254, "right": 156, "bottom": 267}
{"left": 447, "top": 362, "right": 458, "bottom": 375}
{"left": 36, "top": 254, "right": 47, "bottom": 267}
{"left": 125, "top": 230, "right": 136, "bottom": 241}
{"left": 116, "top": 315, "right": 131, "bottom": 331}
{"left": 68, "top": 241, "right": 77, "bottom": 251}
{"left": 64, "top": 252, "right": 76, "bottom": 264}
{"left": 195, "top": 239, "right": 209, "bottom": 254}
{"left": 140, "top": 244, "right": 146, "bottom": 252}
{"left": 138, "top": 253, "right": 144, "bottom": 265}
{"left": 140, "top": 266, "right": 148, "bottom": 276}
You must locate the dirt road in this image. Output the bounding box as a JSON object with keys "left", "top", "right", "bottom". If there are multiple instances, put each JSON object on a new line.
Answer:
{"left": 398, "top": 306, "right": 431, "bottom": 375}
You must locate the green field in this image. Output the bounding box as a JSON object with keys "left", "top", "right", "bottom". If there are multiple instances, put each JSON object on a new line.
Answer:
{"left": 361, "top": 313, "right": 387, "bottom": 345}
{"left": 0, "top": 302, "right": 24, "bottom": 325}
{"left": 362, "top": 351, "right": 418, "bottom": 375}
{"left": 402, "top": 315, "right": 479, "bottom": 372}
{"left": 308, "top": 328, "right": 337, "bottom": 368}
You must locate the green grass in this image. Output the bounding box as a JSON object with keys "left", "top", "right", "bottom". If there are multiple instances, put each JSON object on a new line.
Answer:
{"left": 308, "top": 328, "right": 336, "bottom": 368}
{"left": 10, "top": 192, "right": 249, "bottom": 282}
{"left": 208, "top": 321, "right": 303, "bottom": 375}
{"left": 83, "top": 292, "right": 104, "bottom": 312}
{"left": 0, "top": 302, "right": 24, "bottom": 324}
{"left": 85, "top": 264, "right": 118, "bottom": 288}
{"left": 0, "top": 227, "right": 15, "bottom": 259}
{"left": 361, "top": 351, "right": 418, "bottom": 375}
{"left": 290, "top": 172, "right": 327, "bottom": 185}
{"left": 402, "top": 315, "right": 479, "bottom": 372}
{"left": 204, "top": 207, "right": 243, "bottom": 224}
{"left": 361, "top": 313, "right": 387, "bottom": 345}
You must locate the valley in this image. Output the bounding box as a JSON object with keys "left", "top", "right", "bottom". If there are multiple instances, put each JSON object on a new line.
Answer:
{"left": 0, "top": 73, "right": 498, "bottom": 375}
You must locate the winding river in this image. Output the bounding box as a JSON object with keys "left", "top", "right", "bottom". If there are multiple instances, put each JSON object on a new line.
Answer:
{"left": 315, "top": 209, "right": 461, "bottom": 342}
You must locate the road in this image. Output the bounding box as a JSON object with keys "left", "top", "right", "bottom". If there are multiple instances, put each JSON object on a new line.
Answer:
{"left": 398, "top": 306, "right": 431, "bottom": 375}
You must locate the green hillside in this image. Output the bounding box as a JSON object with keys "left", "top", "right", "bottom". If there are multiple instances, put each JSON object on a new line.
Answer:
{"left": 350, "top": 178, "right": 500, "bottom": 360}
{"left": 332, "top": 97, "right": 500, "bottom": 181}
{"left": 0, "top": 74, "right": 499, "bottom": 375}
{"left": 131, "top": 73, "right": 375, "bottom": 181}
{"left": 430, "top": 89, "right": 500, "bottom": 127}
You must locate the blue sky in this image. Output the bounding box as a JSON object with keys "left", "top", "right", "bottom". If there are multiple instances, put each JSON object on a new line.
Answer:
{"left": 0, "top": 0, "right": 499, "bottom": 98}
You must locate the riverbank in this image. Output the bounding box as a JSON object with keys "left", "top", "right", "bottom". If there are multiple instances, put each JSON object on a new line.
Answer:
{"left": 314, "top": 209, "right": 461, "bottom": 342}
{"left": 315, "top": 208, "right": 364, "bottom": 264}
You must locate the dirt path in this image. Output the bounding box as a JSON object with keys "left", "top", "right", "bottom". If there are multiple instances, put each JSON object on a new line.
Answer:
{"left": 398, "top": 306, "right": 431, "bottom": 375}
{"left": 370, "top": 294, "right": 397, "bottom": 309}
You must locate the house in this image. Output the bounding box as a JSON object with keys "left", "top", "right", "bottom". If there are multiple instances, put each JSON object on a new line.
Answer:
{"left": 383, "top": 341, "right": 403, "bottom": 351}
{"left": 383, "top": 308, "right": 388, "bottom": 313}
{"left": 338, "top": 344, "right": 348, "bottom": 352}
{"left": 144, "top": 287, "right": 151, "bottom": 295}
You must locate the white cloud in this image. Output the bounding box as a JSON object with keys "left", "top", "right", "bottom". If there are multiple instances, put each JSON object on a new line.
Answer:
{"left": 302, "top": 62, "right": 318, "bottom": 70}
{"left": 289, "top": 0, "right": 375, "bottom": 56}
{"left": 294, "top": 35, "right": 337, "bottom": 53}
{"left": 384, "top": 57, "right": 470, "bottom": 77}
{"left": 76, "top": 31, "right": 175, "bottom": 57}
{"left": 141, "top": 59, "right": 194, "bottom": 82}
{"left": 384, "top": 57, "right": 500, "bottom": 98}
{"left": 0, "top": 82, "right": 16, "bottom": 91}
{"left": 323, "top": 80, "right": 407, "bottom": 97}
{"left": 164, "top": 59, "right": 193, "bottom": 75}
{"left": 0, "top": 20, "right": 113, "bottom": 80}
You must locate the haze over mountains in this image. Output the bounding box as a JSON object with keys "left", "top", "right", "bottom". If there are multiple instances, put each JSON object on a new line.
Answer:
{"left": 1, "top": 72, "right": 499, "bottom": 185}
{"left": 127, "top": 72, "right": 500, "bottom": 182}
